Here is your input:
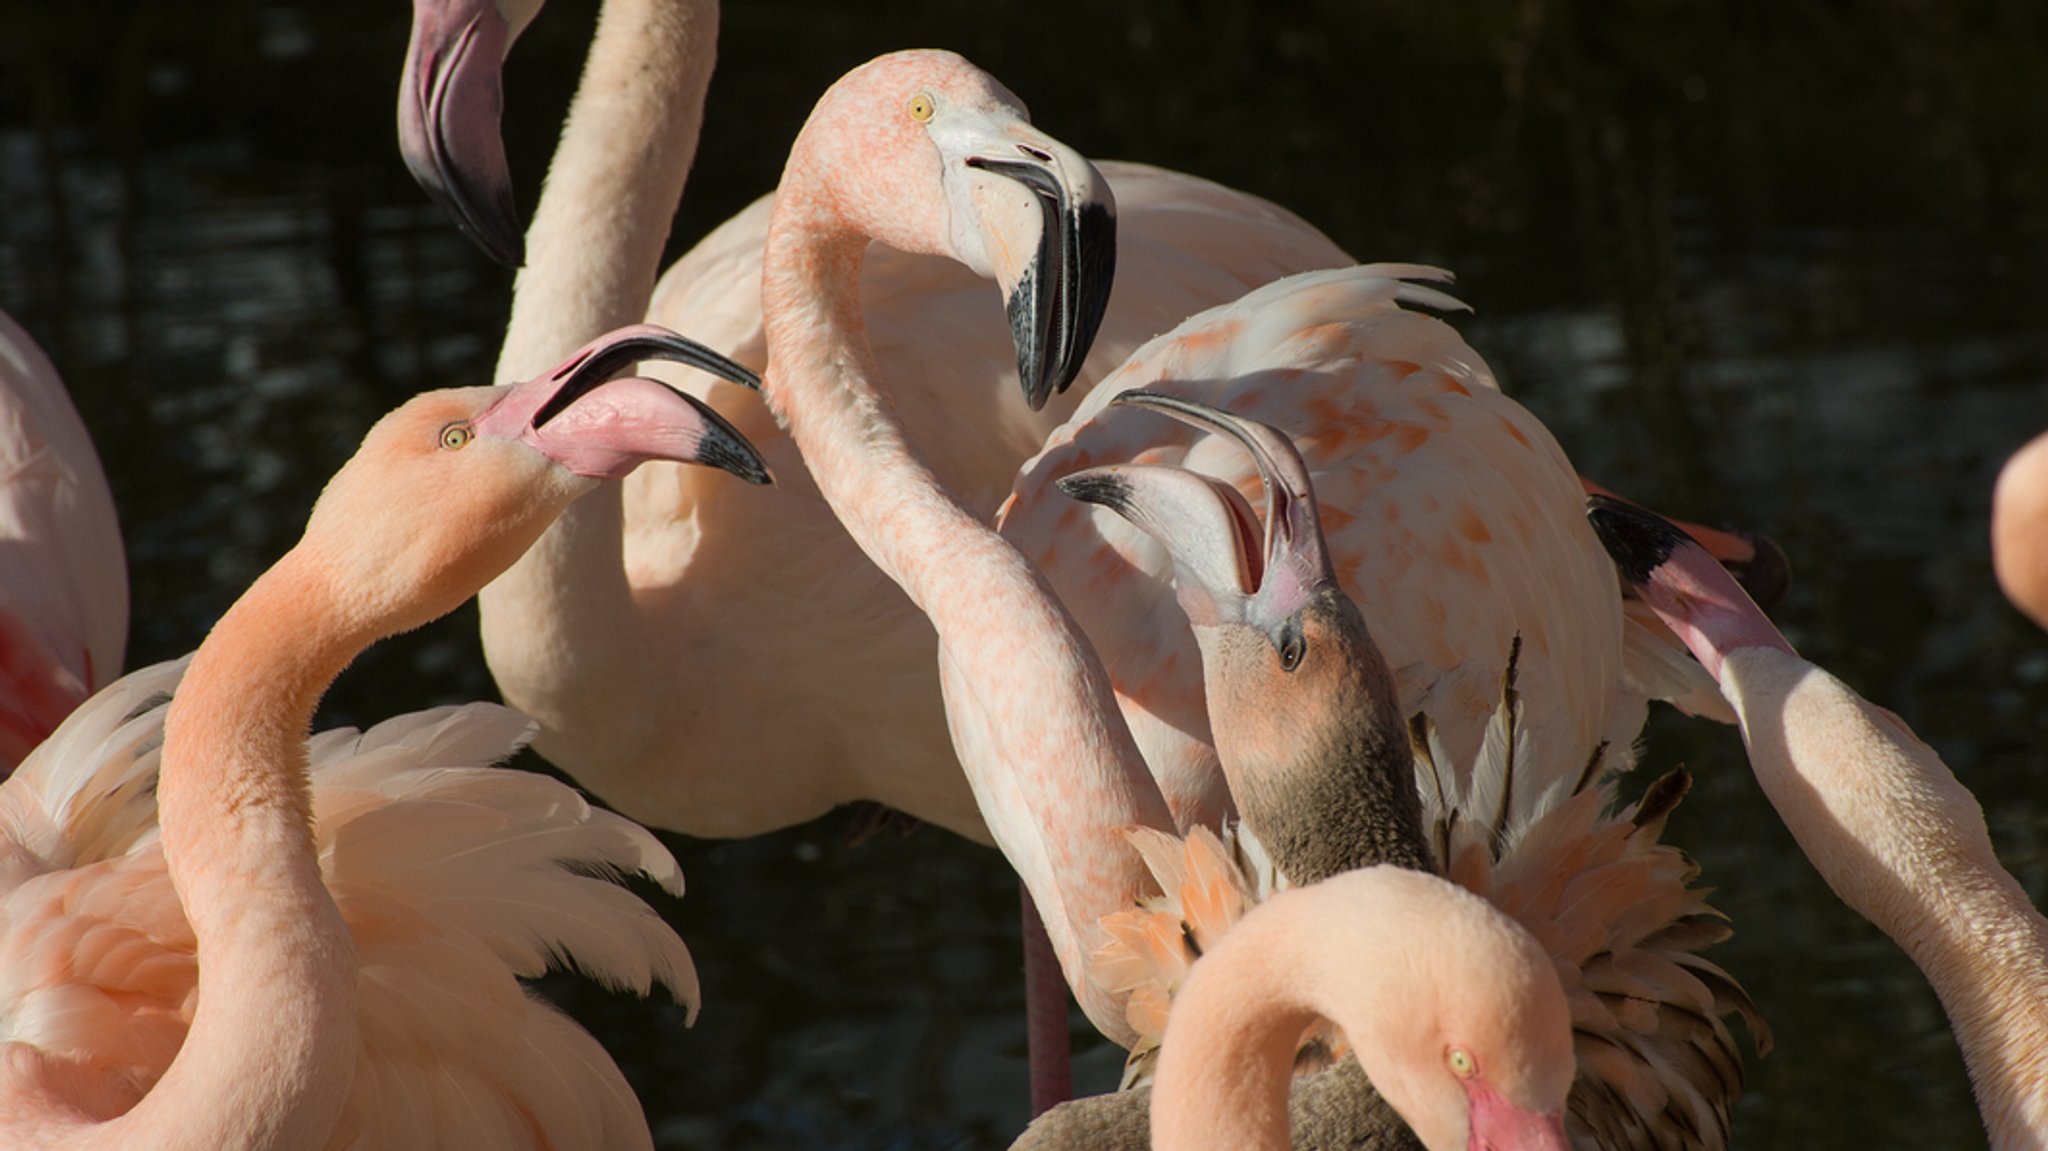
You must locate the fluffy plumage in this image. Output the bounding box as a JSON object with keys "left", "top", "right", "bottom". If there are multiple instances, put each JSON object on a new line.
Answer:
{"left": 1095, "top": 658, "right": 1768, "bottom": 1150}
{"left": 1002, "top": 266, "right": 1724, "bottom": 831}
{"left": 0, "top": 658, "right": 697, "bottom": 1150}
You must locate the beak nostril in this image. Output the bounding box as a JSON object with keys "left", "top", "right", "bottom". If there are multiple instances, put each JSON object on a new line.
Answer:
{"left": 1016, "top": 143, "right": 1053, "bottom": 163}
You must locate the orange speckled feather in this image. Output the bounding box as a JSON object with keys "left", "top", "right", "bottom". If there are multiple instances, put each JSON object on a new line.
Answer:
{"left": 1003, "top": 266, "right": 1714, "bottom": 835}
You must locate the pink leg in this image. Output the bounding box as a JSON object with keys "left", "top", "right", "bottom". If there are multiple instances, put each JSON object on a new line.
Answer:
{"left": 1020, "top": 882, "right": 1073, "bottom": 1116}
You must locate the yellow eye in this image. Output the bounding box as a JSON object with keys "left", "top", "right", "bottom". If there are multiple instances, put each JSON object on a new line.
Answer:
{"left": 1447, "top": 1048, "right": 1476, "bottom": 1078}
{"left": 439, "top": 422, "right": 474, "bottom": 451}
{"left": 908, "top": 92, "right": 935, "bottom": 122}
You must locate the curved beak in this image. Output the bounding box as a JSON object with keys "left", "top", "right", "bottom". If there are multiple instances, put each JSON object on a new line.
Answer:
{"left": 1467, "top": 1093, "right": 1571, "bottom": 1151}
{"left": 957, "top": 125, "right": 1116, "bottom": 410}
{"left": 399, "top": 0, "right": 526, "bottom": 268}
{"left": 1058, "top": 462, "right": 1262, "bottom": 627}
{"left": 1057, "top": 391, "right": 1334, "bottom": 632}
{"left": 477, "top": 324, "right": 770, "bottom": 484}
{"left": 1585, "top": 495, "right": 1794, "bottom": 680}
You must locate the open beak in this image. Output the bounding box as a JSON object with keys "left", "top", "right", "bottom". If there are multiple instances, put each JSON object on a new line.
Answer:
{"left": 399, "top": 0, "right": 526, "bottom": 268}
{"left": 1585, "top": 495, "right": 1795, "bottom": 680}
{"left": 1057, "top": 391, "right": 1333, "bottom": 632}
{"left": 958, "top": 126, "right": 1116, "bottom": 410}
{"left": 477, "top": 324, "right": 770, "bottom": 484}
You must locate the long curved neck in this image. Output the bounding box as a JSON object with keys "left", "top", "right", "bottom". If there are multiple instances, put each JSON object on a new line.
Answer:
{"left": 1722, "top": 646, "right": 2048, "bottom": 1149}
{"left": 95, "top": 550, "right": 362, "bottom": 1149}
{"left": 1151, "top": 875, "right": 1435, "bottom": 1151}
{"left": 759, "top": 177, "right": 1173, "bottom": 1046}
{"left": 481, "top": 0, "right": 717, "bottom": 708}
{"left": 496, "top": 0, "right": 716, "bottom": 382}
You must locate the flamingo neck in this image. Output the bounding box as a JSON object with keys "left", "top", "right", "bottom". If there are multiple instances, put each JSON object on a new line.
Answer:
{"left": 103, "top": 548, "right": 363, "bottom": 1150}
{"left": 1151, "top": 873, "right": 1453, "bottom": 1151}
{"left": 495, "top": 0, "right": 717, "bottom": 383}
{"left": 1207, "top": 600, "right": 1430, "bottom": 885}
{"left": 480, "top": 0, "right": 717, "bottom": 746}
{"left": 757, "top": 189, "right": 1172, "bottom": 1046}
{"left": 1722, "top": 646, "right": 2048, "bottom": 1148}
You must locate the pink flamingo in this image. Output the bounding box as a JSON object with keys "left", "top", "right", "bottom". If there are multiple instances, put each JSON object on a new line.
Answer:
{"left": 579, "top": 52, "right": 1755, "bottom": 1144}
{"left": 1995, "top": 429, "right": 2048, "bottom": 631}
{"left": 397, "top": 0, "right": 1776, "bottom": 845}
{"left": 1589, "top": 497, "right": 2048, "bottom": 1150}
{"left": 1148, "top": 866, "right": 1576, "bottom": 1151}
{"left": 0, "top": 309, "right": 126, "bottom": 773}
{"left": 400, "top": 0, "right": 1350, "bottom": 844}
{"left": 0, "top": 327, "right": 767, "bottom": 1149}
{"left": 1008, "top": 395, "right": 1759, "bottom": 1148}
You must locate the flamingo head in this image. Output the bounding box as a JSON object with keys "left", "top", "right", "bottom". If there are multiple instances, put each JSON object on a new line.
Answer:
{"left": 1353, "top": 873, "right": 1577, "bottom": 1151}
{"left": 775, "top": 49, "right": 1116, "bottom": 410}
{"left": 398, "top": 0, "right": 544, "bottom": 267}
{"left": 303, "top": 324, "right": 765, "bottom": 635}
{"left": 1057, "top": 392, "right": 1411, "bottom": 861}
{"left": 1586, "top": 495, "right": 1796, "bottom": 681}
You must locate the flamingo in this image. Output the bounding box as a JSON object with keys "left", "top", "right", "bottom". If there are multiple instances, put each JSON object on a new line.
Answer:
{"left": 1994, "top": 429, "right": 2048, "bottom": 631}
{"left": 0, "top": 326, "right": 768, "bottom": 1149}
{"left": 1010, "top": 396, "right": 1761, "bottom": 1148}
{"left": 0, "top": 308, "right": 126, "bottom": 773}
{"left": 399, "top": 0, "right": 1351, "bottom": 845}
{"left": 1588, "top": 497, "right": 2048, "bottom": 1150}
{"left": 1146, "top": 866, "right": 1576, "bottom": 1151}
{"left": 581, "top": 52, "right": 1757, "bottom": 1144}
{"left": 397, "top": 0, "right": 1774, "bottom": 844}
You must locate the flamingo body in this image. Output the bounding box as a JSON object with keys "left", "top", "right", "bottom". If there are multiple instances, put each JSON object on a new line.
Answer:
{"left": 0, "top": 310, "right": 126, "bottom": 772}
{"left": 1001, "top": 266, "right": 1698, "bottom": 828}
{"left": 489, "top": 160, "right": 1350, "bottom": 842}
{"left": 0, "top": 660, "right": 696, "bottom": 1148}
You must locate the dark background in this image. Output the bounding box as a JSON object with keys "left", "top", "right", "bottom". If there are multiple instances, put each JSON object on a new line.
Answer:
{"left": 4, "top": 1, "right": 2046, "bottom": 1146}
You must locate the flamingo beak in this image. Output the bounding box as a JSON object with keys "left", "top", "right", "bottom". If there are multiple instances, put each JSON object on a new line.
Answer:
{"left": 960, "top": 126, "right": 1117, "bottom": 411}
{"left": 1057, "top": 461, "right": 1263, "bottom": 628}
{"left": 399, "top": 0, "right": 526, "bottom": 267}
{"left": 1058, "top": 392, "right": 1337, "bottom": 653}
{"left": 1585, "top": 495, "right": 1795, "bottom": 680}
{"left": 1466, "top": 1089, "right": 1571, "bottom": 1151}
{"left": 477, "top": 324, "right": 770, "bottom": 484}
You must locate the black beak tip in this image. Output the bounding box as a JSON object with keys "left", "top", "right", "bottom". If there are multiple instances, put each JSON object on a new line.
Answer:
{"left": 704, "top": 436, "right": 774, "bottom": 486}
{"left": 1056, "top": 469, "right": 1131, "bottom": 513}
{"left": 412, "top": 168, "right": 525, "bottom": 269}
{"left": 1585, "top": 495, "right": 1692, "bottom": 587}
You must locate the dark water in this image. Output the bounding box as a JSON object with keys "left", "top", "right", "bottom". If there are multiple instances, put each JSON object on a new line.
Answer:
{"left": 4, "top": 1, "right": 2047, "bottom": 1147}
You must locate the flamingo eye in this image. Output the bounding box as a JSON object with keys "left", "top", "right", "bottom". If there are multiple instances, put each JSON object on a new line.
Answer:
{"left": 908, "top": 92, "right": 935, "bottom": 122}
{"left": 439, "top": 422, "right": 474, "bottom": 451}
{"left": 1447, "top": 1048, "right": 1476, "bottom": 1078}
{"left": 1276, "top": 620, "right": 1305, "bottom": 672}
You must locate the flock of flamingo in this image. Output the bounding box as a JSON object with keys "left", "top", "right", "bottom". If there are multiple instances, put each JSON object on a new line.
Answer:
{"left": 0, "top": 1, "right": 2041, "bottom": 1148}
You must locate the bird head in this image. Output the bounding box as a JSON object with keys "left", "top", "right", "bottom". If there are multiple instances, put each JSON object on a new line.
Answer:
{"left": 303, "top": 324, "right": 766, "bottom": 635}
{"left": 773, "top": 49, "right": 1116, "bottom": 410}
{"left": 1057, "top": 392, "right": 1405, "bottom": 847}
